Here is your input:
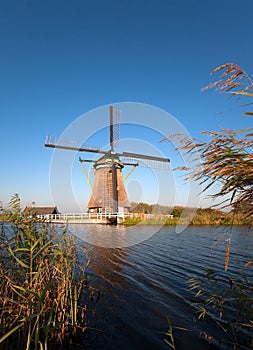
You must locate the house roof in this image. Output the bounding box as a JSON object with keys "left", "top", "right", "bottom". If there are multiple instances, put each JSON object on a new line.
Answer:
{"left": 23, "top": 206, "right": 59, "bottom": 216}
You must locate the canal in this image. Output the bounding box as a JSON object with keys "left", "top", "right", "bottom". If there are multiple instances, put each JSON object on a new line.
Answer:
{"left": 66, "top": 224, "right": 253, "bottom": 349}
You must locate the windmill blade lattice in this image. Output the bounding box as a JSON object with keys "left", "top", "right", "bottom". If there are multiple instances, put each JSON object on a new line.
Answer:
{"left": 121, "top": 157, "right": 170, "bottom": 169}
{"left": 111, "top": 106, "right": 121, "bottom": 150}
{"left": 45, "top": 136, "right": 106, "bottom": 154}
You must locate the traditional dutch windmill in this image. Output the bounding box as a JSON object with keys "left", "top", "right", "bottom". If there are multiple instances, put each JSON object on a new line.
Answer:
{"left": 45, "top": 106, "right": 170, "bottom": 222}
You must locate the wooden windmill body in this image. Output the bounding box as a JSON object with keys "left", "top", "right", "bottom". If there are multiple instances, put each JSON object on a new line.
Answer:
{"left": 45, "top": 106, "right": 170, "bottom": 223}
{"left": 87, "top": 154, "right": 130, "bottom": 214}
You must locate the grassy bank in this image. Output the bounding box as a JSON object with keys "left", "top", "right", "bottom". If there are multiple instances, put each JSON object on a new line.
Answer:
{"left": 127, "top": 203, "right": 253, "bottom": 226}
{"left": 122, "top": 209, "right": 252, "bottom": 226}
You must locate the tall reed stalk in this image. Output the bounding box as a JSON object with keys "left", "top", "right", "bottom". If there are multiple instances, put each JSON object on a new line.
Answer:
{"left": 0, "top": 199, "right": 88, "bottom": 350}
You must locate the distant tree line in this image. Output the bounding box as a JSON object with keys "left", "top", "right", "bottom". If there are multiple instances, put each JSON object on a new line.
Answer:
{"left": 130, "top": 202, "right": 250, "bottom": 225}
{"left": 130, "top": 202, "right": 173, "bottom": 215}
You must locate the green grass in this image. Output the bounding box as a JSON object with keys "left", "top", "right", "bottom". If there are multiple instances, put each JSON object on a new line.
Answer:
{"left": 121, "top": 218, "right": 143, "bottom": 226}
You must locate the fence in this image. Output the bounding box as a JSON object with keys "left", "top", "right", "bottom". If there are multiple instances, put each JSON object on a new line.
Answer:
{"left": 36, "top": 212, "right": 173, "bottom": 224}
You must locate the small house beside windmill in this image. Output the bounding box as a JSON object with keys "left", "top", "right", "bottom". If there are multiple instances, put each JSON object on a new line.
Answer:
{"left": 23, "top": 206, "right": 60, "bottom": 218}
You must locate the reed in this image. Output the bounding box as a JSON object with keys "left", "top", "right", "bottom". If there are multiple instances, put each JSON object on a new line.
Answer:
{"left": 163, "top": 63, "right": 253, "bottom": 349}
{"left": 0, "top": 197, "right": 88, "bottom": 350}
{"left": 164, "top": 317, "right": 187, "bottom": 350}
{"left": 188, "top": 268, "right": 253, "bottom": 349}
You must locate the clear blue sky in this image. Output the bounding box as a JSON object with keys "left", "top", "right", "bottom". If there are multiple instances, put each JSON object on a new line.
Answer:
{"left": 1, "top": 0, "right": 253, "bottom": 212}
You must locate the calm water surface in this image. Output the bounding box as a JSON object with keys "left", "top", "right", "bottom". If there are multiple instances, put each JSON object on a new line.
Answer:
{"left": 66, "top": 225, "right": 253, "bottom": 350}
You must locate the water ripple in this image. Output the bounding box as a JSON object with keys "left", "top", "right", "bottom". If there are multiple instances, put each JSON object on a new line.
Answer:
{"left": 68, "top": 225, "right": 253, "bottom": 349}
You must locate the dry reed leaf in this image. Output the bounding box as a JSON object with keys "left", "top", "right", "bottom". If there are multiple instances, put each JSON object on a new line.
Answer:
{"left": 240, "top": 259, "right": 253, "bottom": 273}
{"left": 225, "top": 238, "right": 231, "bottom": 272}
{"left": 210, "top": 236, "right": 223, "bottom": 249}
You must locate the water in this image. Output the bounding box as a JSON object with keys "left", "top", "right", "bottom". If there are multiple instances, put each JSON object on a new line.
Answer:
{"left": 64, "top": 224, "right": 253, "bottom": 349}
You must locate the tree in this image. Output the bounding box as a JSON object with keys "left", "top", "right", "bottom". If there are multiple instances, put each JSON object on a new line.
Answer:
{"left": 171, "top": 207, "right": 182, "bottom": 218}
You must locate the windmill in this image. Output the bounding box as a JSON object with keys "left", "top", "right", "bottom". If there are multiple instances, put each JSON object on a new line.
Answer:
{"left": 45, "top": 106, "right": 170, "bottom": 223}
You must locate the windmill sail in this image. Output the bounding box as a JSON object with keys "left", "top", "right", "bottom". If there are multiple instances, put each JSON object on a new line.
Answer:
{"left": 45, "top": 136, "right": 106, "bottom": 154}
{"left": 110, "top": 106, "right": 120, "bottom": 150}
{"left": 121, "top": 151, "right": 170, "bottom": 169}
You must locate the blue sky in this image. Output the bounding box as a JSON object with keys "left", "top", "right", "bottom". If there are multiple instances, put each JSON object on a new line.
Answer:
{"left": 1, "top": 0, "right": 253, "bottom": 211}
